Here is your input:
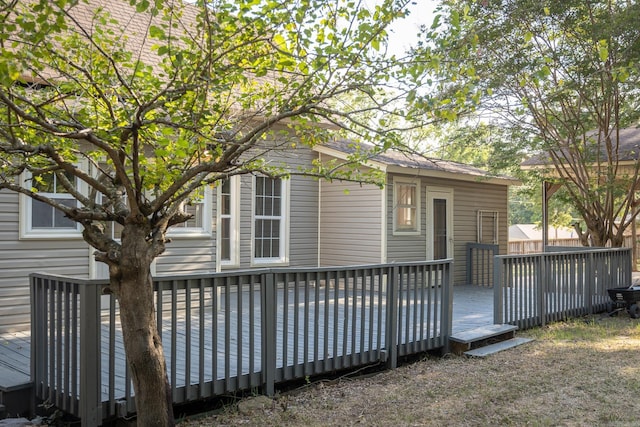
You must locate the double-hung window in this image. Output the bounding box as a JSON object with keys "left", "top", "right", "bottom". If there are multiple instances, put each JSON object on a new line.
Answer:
{"left": 253, "top": 176, "right": 288, "bottom": 264}
{"left": 20, "top": 170, "right": 83, "bottom": 238}
{"left": 393, "top": 179, "right": 420, "bottom": 234}
{"left": 217, "top": 177, "right": 239, "bottom": 267}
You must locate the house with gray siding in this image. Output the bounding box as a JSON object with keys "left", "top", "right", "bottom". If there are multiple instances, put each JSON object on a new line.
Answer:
{"left": 0, "top": 0, "right": 517, "bottom": 335}
{"left": 0, "top": 141, "right": 516, "bottom": 333}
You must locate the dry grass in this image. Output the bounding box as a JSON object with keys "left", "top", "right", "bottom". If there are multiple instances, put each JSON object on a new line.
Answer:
{"left": 180, "top": 315, "right": 640, "bottom": 426}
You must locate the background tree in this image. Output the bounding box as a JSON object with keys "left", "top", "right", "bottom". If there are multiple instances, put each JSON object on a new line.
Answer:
{"left": 419, "top": 120, "right": 546, "bottom": 226}
{"left": 413, "top": 0, "right": 640, "bottom": 247}
{"left": 0, "top": 0, "right": 422, "bottom": 424}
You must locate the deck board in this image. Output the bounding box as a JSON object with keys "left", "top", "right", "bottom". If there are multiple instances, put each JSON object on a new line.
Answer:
{"left": 0, "top": 284, "right": 495, "bottom": 403}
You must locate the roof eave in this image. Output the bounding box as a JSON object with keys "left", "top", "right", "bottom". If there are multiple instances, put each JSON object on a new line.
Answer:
{"left": 385, "top": 165, "right": 520, "bottom": 186}
{"left": 315, "top": 145, "right": 520, "bottom": 186}
{"left": 313, "top": 144, "right": 388, "bottom": 172}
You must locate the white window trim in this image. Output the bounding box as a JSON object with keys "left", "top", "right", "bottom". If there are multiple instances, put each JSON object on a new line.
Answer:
{"left": 392, "top": 177, "right": 421, "bottom": 236}
{"left": 217, "top": 176, "right": 240, "bottom": 269}
{"left": 19, "top": 167, "right": 86, "bottom": 240}
{"left": 167, "top": 186, "right": 213, "bottom": 239}
{"left": 251, "top": 176, "right": 289, "bottom": 267}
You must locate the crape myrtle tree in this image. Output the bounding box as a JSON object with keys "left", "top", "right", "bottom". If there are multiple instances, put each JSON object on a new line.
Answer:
{"left": 411, "top": 0, "right": 640, "bottom": 247}
{"left": 0, "top": 0, "right": 424, "bottom": 424}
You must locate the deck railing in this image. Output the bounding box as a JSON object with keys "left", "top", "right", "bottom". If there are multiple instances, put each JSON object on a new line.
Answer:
{"left": 466, "top": 243, "right": 499, "bottom": 287}
{"left": 30, "top": 260, "right": 453, "bottom": 424}
{"left": 494, "top": 247, "right": 632, "bottom": 329}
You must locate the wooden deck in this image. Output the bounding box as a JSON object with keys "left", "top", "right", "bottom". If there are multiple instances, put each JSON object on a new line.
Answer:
{"left": 0, "top": 330, "right": 31, "bottom": 390}
{"left": 0, "top": 284, "right": 494, "bottom": 402}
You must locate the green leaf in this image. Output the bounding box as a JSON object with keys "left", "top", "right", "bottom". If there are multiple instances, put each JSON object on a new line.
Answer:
{"left": 149, "top": 25, "right": 165, "bottom": 39}
{"left": 598, "top": 40, "right": 609, "bottom": 62}
{"left": 273, "top": 33, "right": 287, "bottom": 51}
{"left": 136, "top": 0, "right": 150, "bottom": 13}
{"left": 451, "top": 10, "right": 460, "bottom": 28}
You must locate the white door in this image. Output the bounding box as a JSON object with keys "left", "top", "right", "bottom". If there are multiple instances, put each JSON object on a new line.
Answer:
{"left": 426, "top": 188, "right": 453, "bottom": 260}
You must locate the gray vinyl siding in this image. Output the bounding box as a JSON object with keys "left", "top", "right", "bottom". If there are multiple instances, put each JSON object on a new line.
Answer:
{"left": 386, "top": 174, "right": 509, "bottom": 286}
{"left": 0, "top": 190, "right": 90, "bottom": 333}
{"left": 319, "top": 179, "right": 383, "bottom": 266}
{"left": 154, "top": 238, "right": 215, "bottom": 275}
{"left": 450, "top": 179, "right": 508, "bottom": 285}
{"left": 289, "top": 173, "right": 319, "bottom": 267}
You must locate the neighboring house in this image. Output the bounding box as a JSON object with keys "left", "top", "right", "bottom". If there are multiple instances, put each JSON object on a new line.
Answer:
{"left": 0, "top": 141, "right": 517, "bottom": 333}
{"left": 509, "top": 224, "right": 577, "bottom": 241}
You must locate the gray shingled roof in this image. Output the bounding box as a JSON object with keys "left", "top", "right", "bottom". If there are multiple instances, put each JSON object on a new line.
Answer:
{"left": 12, "top": 0, "right": 198, "bottom": 82}
{"left": 522, "top": 127, "right": 640, "bottom": 167}
{"left": 323, "top": 140, "right": 517, "bottom": 183}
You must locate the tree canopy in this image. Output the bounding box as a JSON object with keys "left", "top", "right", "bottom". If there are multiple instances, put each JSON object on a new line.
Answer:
{"left": 0, "top": 0, "right": 425, "bottom": 424}
{"left": 414, "top": 0, "right": 640, "bottom": 246}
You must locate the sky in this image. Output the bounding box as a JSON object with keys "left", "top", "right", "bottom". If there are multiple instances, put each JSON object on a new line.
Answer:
{"left": 384, "top": 1, "right": 438, "bottom": 56}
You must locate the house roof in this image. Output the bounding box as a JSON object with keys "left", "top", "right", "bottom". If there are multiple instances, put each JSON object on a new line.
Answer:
{"left": 12, "top": 0, "right": 196, "bottom": 83}
{"left": 316, "top": 140, "right": 520, "bottom": 186}
{"left": 509, "top": 224, "right": 577, "bottom": 241}
{"left": 522, "top": 127, "right": 640, "bottom": 168}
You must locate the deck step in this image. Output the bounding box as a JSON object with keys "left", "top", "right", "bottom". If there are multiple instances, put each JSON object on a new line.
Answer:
{"left": 450, "top": 324, "right": 518, "bottom": 344}
{"left": 464, "top": 337, "right": 534, "bottom": 358}
{"left": 449, "top": 324, "right": 519, "bottom": 355}
{"left": 0, "top": 364, "right": 33, "bottom": 418}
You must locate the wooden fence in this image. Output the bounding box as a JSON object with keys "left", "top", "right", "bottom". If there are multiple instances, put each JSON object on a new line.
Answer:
{"left": 508, "top": 235, "right": 636, "bottom": 254}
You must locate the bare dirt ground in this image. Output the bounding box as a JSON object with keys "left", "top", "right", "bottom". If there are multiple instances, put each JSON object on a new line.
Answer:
{"left": 180, "top": 315, "right": 640, "bottom": 426}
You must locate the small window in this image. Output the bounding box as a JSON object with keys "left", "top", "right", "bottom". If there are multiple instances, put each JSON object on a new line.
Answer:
{"left": 20, "top": 170, "right": 83, "bottom": 239}
{"left": 168, "top": 187, "right": 212, "bottom": 237}
{"left": 253, "top": 176, "right": 288, "bottom": 264}
{"left": 393, "top": 179, "right": 420, "bottom": 234}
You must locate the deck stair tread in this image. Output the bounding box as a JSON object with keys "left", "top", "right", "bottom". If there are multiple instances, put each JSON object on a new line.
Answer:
{"left": 0, "top": 364, "right": 31, "bottom": 392}
{"left": 464, "top": 337, "right": 534, "bottom": 357}
{"left": 449, "top": 324, "right": 518, "bottom": 344}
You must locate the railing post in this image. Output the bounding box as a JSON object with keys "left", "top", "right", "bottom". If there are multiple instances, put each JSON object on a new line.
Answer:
{"left": 30, "top": 275, "right": 45, "bottom": 411}
{"left": 466, "top": 243, "right": 473, "bottom": 286}
{"left": 493, "top": 256, "right": 503, "bottom": 324}
{"left": 442, "top": 261, "right": 453, "bottom": 353}
{"left": 540, "top": 254, "right": 548, "bottom": 327}
{"left": 261, "top": 271, "right": 276, "bottom": 396}
{"left": 79, "top": 281, "right": 102, "bottom": 425}
{"left": 586, "top": 251, "right": 595, "bottom": 314}
{"left": 385, "top": 266, "right": 399, "bottom": 369}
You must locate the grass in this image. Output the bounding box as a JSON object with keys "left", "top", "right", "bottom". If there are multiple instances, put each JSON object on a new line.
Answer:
{"left": 180, "top": 315, "right": 640, "bottom": 426}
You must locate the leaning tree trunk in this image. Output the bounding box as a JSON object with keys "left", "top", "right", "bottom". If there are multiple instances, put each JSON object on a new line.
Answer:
{"left": 112, "top": 226, "right": 174, "bottom": 426}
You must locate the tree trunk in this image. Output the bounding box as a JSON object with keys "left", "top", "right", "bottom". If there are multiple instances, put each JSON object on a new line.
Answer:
{"left": 113, "top": 226, "right": 174, "bottom": 426}
{"left": 633, "top": 219, "right": 638, "bottom": 271}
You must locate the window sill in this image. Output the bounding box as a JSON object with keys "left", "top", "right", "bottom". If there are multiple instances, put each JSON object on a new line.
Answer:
{"left": 20, "top": 230, "right": 84, "bottom": 240}
{"left": 251, "top": 259, "right": 289, "bottom": 268}
{"left": 167, "top": 231, "right": 213, "bottom": 239}
{"left": 392, "top": 230, "right": 421, "bottom": 236}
